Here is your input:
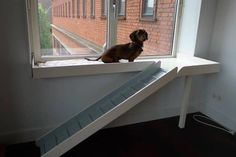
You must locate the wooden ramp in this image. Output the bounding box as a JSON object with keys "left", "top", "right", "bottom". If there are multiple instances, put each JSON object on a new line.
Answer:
{"left": 36, "top": 61, "right": 177, "bottom": 157}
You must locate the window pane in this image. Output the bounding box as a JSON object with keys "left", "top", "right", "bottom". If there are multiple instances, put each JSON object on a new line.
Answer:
{"left": 102, "top": 0, "right": 107, "bottom": 16}
{"left": 72, "top": 0, "right": 75, "bottom": 17}
{"left": 83, "top": 0, "right": 86, "bottom": 17}
{"left": 118, "top": 0, "right": 125, "bottom": 16}
{"left": 37, "top": 0, "right": 177, "bottom": 59}
{"left": 143, "top": 0, "right": 154, "bottom": 16}
{"left": 77, "top": 0, "right": 80, "bottom": 18}
{"left": 68, "top": 1, "right": 71, "bottom": 18}
{"left": 90, "top": 0, "right": 95, "bottom": 17}
{"left": 38, "top": 0, "right": 106, "bottom": 57}
{"left": 117, "top": 0, "right": 178, "bottom": 56}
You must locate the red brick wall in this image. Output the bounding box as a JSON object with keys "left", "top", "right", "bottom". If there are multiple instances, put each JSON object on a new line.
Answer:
{"left": 51, "top": 0, "right": 177, "bottom": 56}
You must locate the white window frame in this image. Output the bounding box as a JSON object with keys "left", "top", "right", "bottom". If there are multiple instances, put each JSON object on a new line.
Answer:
{"left": 27, "top": 0, "right": 183, "bottom": 64}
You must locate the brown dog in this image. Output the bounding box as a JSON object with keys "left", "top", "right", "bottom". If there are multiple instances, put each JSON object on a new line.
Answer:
{"left": 85, "top": 29, "right": 148, "bottom": 63}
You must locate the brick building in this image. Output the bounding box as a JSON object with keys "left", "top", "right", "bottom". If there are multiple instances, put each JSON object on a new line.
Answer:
{"left": 51, "top": 0, "right": 177, "bottom": 56}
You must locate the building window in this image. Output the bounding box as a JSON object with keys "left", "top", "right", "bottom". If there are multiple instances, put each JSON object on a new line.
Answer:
{"left": 72, "top": 0, "right": 75, "bottom": 18}
{"left": 83, "top": 0, "right": 87, "bottom": 18}
{"left": 58, "top": 5, "right": 60, "bottom": 17}
{"left": 101, "top": 0, "right": 107, "bottom": 18}
{"left": 60, "top": 5, "right": 62, "bottom": 17}
{"left": 56, "top": 6, "right": 58, "bottom": 17}
{"left": 140, "top": 0, "right": 157, "bottom": 21}
{"left": 90, "top": 0, "right": 95, "bottom": 18}
{"left": 102, "top": 0, "right": 125, "bottom": 18}
{"left": 77, "top": 0, "right": 80, "bottom": 18}
{"left": 62, "top": 4, "right": 64, "bottom": 17}
{"left": 69, "top": 1, "right": 71, "bottom": 18}
{"left": 118, "top": 0, "right": 126, "bottom": 18}
{"left": 65, "top": 3, "right": 68, "bottom": 17}
{"left": 58, "top": 6, "right": 60, "bottom": 17}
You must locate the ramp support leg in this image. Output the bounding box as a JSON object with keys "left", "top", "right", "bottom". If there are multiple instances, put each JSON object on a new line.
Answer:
{"left": 179, "top": 76, "right": 192, "bottom": 128}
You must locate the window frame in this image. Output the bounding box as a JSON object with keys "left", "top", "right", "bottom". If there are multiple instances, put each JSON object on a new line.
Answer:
{"left": 140, "top": 0, "right": 157, "bottom": 21}
{"left": 27, "top": 0, "right": 181, "bottom": 63}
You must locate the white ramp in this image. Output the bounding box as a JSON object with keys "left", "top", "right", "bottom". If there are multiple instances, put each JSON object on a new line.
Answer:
{"left": 36, "top": 61, "right": 177, "bottom": 157}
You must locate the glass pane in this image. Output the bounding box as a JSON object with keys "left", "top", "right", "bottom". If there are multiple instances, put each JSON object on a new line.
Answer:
{"left": 90, "top": 0, "right": 95, "bottom": 16}
{"left": 38, "top": 0, "right": 106, "bottom": 57}
{"left": 118, "top": 0, "right": 125, "bottom": 16}
{"left": 143, "top": 0, "right": 154, "bottom": 16}
{"left": 117, "top": 0, "right": 178, "bottom": 56}
{"left": 83, "top": 0, "right": 86, "bottom": 17}
{"left": 102, "top": 0, "right": 107, "bottom": 16}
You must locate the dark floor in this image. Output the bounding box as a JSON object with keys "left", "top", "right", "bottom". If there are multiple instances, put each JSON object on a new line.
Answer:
{"left": 5, "top": 113, "right": 236, "bottom": 157}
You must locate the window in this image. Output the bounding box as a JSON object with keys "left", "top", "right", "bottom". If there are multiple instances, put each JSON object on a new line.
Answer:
{"left": 62, "top": 5, "right": 64, "bottom": 17}
{"left": 140, "top": 0, "right": 157, "bottom": 21}
{"left": 83, "top": 0, "right": 87, "bottom": 18}
{"left": 118, "top": 0, "right": 126, "bottom": 18}
{"left": 60, "top": 5, "right": 62, "bottom": 17}
{"left": 101, "top": 0, "right": 126, "bottom": 18}
{"left": 90, "top": 0, "right": 95, "bottom": 18}
{"left": 28, "top": 0, "right": 179, "bottom": 63}
{"left": 72, "top": 0, "right": 75, "bottom": 18}
{"left": 77, "top": 0, "right": 80, "bottom": 18}
{"left": 65, "top": 3, "right": 68, "bottom": 17}
{"left": 68, "top": 1, "right": 71, "bottom": 18}
{"left": 101, "top": 0, "right": 107, "bottom": 17}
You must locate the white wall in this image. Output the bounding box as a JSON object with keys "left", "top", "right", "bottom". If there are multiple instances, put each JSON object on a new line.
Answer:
{"left": 0, "top": 0, "right": 210, "bottom": 144}
{"left": 177, "top": 0, "right": 202, "bottom": 55}
{"left": 189, "top": 0, "right": 217, "bottom": 111}
{"left": 201, "top": 0, "right": 236, "bottom": 131}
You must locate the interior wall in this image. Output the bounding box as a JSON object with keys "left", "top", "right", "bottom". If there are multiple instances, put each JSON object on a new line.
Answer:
{"left": 0, "top": 0, "right": 208, "bottom": 144}
{"left": 190, "top": 0, "right": 217, "bottom": 111}
{"left": 0, "top": 0, "right": 185, "bottom": 144}
{"left": 201, "top": 0, "right": 236, "bottom": 131}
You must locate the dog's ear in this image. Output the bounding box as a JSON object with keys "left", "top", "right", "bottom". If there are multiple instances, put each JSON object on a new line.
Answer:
{"left": 130, "top": 30, "right": 139, "bottom": 42}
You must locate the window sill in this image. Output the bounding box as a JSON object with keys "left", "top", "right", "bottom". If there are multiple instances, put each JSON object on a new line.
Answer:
{"left": 118, "top": 16, "right": 126, "bottom": 20}
{"left": 139, "top": 17, "right": 157, "bottom": 22}
{"left": 100, "top": 16, "right": 107, "bottom": 19}
{"left": 158, "top": 55, "right": 220, "bottom": 76}
{"left": 32, "top": 55, "right": 220, "bottom": 79}
{"left": 32, "top": 60, "right": 155, "bottom": 79}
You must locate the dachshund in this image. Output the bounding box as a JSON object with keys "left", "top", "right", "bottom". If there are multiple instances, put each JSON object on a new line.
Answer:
{"left": 85, "top": 29, "right": 148, "bottom": 63}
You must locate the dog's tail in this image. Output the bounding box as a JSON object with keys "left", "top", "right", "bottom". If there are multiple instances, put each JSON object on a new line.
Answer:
{"left": 84, "top": 56, "right": 101, "bottom": 61}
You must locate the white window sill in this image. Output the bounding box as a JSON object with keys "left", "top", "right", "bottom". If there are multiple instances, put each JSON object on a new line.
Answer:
{"left": 32, "top": 55, "right": 220, "bottom": 79}
{"left": 32, "top": 59, "right": 156, "bottom": 79}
